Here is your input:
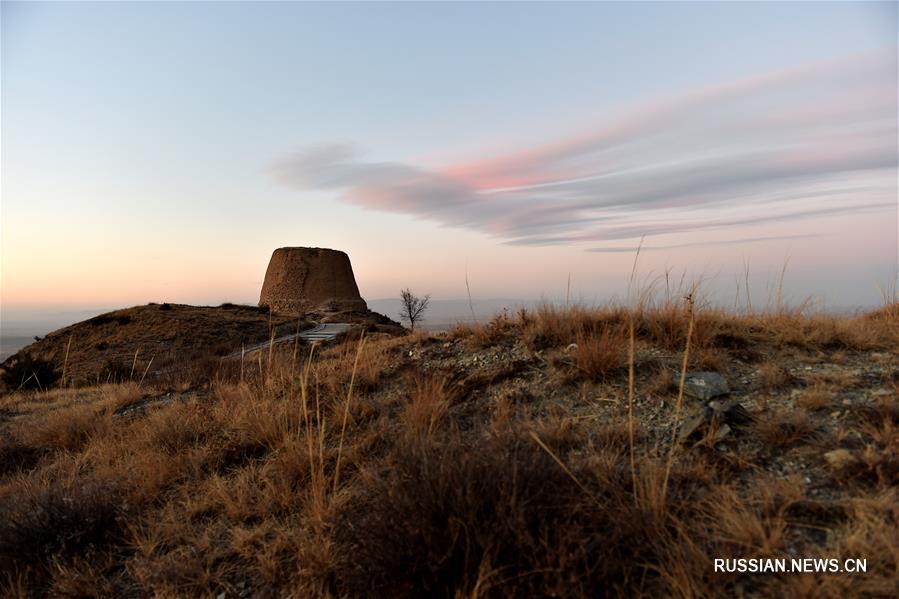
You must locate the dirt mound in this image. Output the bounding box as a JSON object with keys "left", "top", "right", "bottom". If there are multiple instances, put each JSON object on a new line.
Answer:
{"left": 259, "top": 247, "right": 368, "bottom": 314}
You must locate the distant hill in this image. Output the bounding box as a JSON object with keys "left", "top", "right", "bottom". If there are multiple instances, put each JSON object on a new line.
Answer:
{"left": 367, "top": 297, "right": 536, "bottom": 330}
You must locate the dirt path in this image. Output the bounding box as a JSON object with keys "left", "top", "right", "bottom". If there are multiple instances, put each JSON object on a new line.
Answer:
{"left": 231, "top": 323, "right": 354, "bottom": 357}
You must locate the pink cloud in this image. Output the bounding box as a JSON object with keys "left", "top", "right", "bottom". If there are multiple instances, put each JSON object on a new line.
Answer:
{"left": 271, "top": 48, "right": 897, "bottom": 247}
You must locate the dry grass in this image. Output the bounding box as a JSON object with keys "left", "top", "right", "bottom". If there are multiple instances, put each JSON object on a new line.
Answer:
{"left": 647, "top": 366, "right": 677, "bottom": 397}
{"left": 796, "top": 381, "right": 837, "bottom": 412}
{"left": 572, "top": 323, "right": 627, "bottom": 382}
{"left": 0, "top": 303, "right": 305, "bottom": 389}
{"left": 0, "top": 301, "right": 896, "bottom": 596}
{"left": 753, "top": 406, "right": 819, "bottom": 449}
{"left": 758, "top": 360, "right": 791, "bottom": 392}
{"left": 402, "top": 374, "right": 452, "bottom": 437}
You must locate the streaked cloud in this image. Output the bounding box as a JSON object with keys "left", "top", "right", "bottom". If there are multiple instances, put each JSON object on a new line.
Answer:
{"left": 586, "top": 233, "right": 824, "bottom": 254}
{"left": 271, "top": 49, "right": 897, "bottom": 247}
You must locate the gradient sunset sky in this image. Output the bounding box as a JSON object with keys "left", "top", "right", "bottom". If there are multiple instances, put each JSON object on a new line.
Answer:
{"left": 2, "top": 1, "right": 897, "bottom": 319}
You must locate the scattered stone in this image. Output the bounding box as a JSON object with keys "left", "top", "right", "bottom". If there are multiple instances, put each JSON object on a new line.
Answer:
{"left": 679, "top": 411, "right": 707, "bottom": 443}
{"left": 712, "top": 423, "right": 732, "bottom": 443}
{"left": 683, "top": 371, "right": 730, "bottom": 400}
{"left": 680, "top": 417, "right": 732, "bottom": 446}
{"left": 114, "top": 392, "right": 175, "bottom": 418}
{"left": 679, "top": 395, "right": 750, "bottom": 445}
{"left": 707, "top": 398, "right": 752, "bottom": 425}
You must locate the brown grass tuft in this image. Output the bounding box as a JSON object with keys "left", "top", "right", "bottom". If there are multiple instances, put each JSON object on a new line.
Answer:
{"left": 571, "top": 324, "right": 627, "bottom": 382}
{"left": 753, "top": 407, "right": 819, "bottom": 449}
{"left": 402, "top": 375, "right": 452, "bottom": 437}
{"left": 796, "top": 382, "right": 836, "bottom": 412}
{"left": 758, "top": 361, "right": 790, "bottom": 392}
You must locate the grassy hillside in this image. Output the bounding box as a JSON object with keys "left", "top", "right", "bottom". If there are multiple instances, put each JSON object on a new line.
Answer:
{"left": 0, "top": 303, "right": 308, "bottom": 390}
{"left": 0, "top": 302, "right": 896, "bottom": 597}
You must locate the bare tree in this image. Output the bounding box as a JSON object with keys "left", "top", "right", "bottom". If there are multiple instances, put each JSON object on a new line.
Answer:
{"left": 399, "top": 288, "right": 430, "bottom": 332}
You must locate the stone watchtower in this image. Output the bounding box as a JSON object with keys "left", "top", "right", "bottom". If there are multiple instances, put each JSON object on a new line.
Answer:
{"left": 259, "top": 247, "right": 368, "bottom": 314}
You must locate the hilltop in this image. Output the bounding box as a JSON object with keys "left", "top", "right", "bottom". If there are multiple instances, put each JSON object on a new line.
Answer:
{"left": 0, "top": 304, "right": 304, "bottom": 389}
{"left": 0, "top": 302, "right": 896, "bottom": 597}
{"left": 0, "top": 302, "right": 403, "bottom": 391}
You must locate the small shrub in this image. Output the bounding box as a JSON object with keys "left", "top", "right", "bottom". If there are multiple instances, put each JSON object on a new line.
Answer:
{"left": 0, "top": 440, "right": 44, "bottom": 476}
{"left": 87, "top": 313, "right": 131, "bottom": 326}
{"left": 0, "top": 479, "right": 124, "bottom": 584}
{"left": 218, "top": 301, "right": 270, "bottom": 311}
{"left": 100, "top": 358, "right": 131, "bottom": 383}
{"left": 210, "top": 342, "right": 234, "bottom": 357}
{"left": 332, "top": 433, "right": 660, "bottom": 597}
{"left": 0, "top": 354, "right": 61, "bottom": 391}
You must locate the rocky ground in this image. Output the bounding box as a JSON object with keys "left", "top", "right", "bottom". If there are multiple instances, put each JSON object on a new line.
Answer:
{"left": 403, "top": 321, "right": 898, "bottom": 501}
{"left": 0, "top": 303, "right": 896, "bottom": 597}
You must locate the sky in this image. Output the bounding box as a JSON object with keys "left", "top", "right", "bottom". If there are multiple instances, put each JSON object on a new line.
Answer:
{"left": 2, "top": 1, "right": 897, "bottom": 328}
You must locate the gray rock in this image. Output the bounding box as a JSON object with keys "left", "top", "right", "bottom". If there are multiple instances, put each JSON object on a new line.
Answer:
{"left": 678, "top": 411, "right": 707, "bottom": 443}
{"left": 707, "top": 398, "right": 752, "bottom": 425}
{"left": 712, "top": 423, "right": 732, "bottom": 443}
{"left": 683, "top": 371, "right": 730, "bottom": 400}
{"left": 678, "top": 395, "right": 750, "bottom": 445}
